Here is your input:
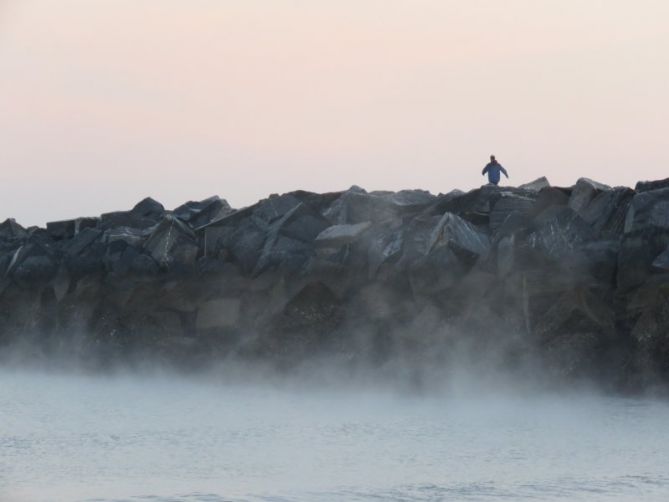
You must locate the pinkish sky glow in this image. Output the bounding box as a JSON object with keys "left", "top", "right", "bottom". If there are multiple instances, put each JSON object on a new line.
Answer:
{"left": 1, "top": 0, "right": 668, "bottom": 225}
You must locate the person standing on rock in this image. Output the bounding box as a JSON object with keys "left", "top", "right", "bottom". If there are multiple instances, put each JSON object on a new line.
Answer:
{"left": 482, "top": 155, "right": 509, "bottom": 186}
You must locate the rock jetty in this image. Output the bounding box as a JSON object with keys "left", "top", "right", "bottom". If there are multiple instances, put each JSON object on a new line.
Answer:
{"left": 2, "top": 178, "right": 669, "bottom": 391}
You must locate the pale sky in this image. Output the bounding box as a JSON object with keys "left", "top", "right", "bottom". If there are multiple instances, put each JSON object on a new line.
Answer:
{"left": 1, "top": 0, "right": 668, "bottom": 226}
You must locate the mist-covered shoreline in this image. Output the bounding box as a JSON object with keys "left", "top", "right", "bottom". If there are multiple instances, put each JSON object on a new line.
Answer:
{"left": 2, "top": 177, "right": 669, "bottom": 394}
{"left": 4, "top": 367, "right": 669, "bottom": 502}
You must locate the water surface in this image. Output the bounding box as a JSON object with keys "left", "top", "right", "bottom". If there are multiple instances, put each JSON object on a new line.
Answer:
{"left": 2, "top": 369, "right": 669, "bottom": 501}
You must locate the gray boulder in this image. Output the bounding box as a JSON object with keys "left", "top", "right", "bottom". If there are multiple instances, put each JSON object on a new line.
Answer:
{"left": 64, "top": 228, "right": 102, "bottom": 257}
{"left": 0, "top": 218, "right": 28, "bottom": 241}
{"left": 99, "top": 197, "right": 165, "bottom": 230}
{"left": 526, "top": 207, "right": 593, "bottom": 262}
{"left": 253, "top": 193, "right": 302, "bottom": 224}
{"left": 105, "top": 226, "right": 153, "bottom": 247}
{"left": 173, "top": 196, "right": 233, "bottom": 229}
{"left": 315, "top": 222, "right": 372, "bottom": 248}
{"left": 635, "top": 178, "right": 669, "bottom": 193}
{"left": 428, "top": 212, "right": 490, "bottom": 259}
{"left": 252, "top": 203, "right": 329, "bottom": 276}
{"left": 624, "top": 187, "right": 669, "bottom": 233}
{"left": 618, "top": 228, "right": 669, "bottom": 291}
{"left": 519, "top": 177, "right": 550, "bottom": 192}
{"left": 5, "top": 243, "right": 58, "bottom": 285}
{"left": 579, "top": 187, "right": 634, "bottom": 236}
{"left": 143, "top": 215, "right": 199, "bottom": 269}
{"left": 489, "top": 193, "right": 536, "bottom": 232}
{"left": 46, "top": 220, "right": 76, "bottom": 240}
{"left": 569, "top": 178, "right": 611, "bottom": 214}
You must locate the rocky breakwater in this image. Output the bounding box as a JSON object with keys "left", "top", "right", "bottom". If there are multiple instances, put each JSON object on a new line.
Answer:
{"left": 2, "top": 178, "right": 669, "bottom": 391}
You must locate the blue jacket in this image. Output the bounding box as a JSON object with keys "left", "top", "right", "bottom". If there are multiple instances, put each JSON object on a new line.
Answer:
{"left": 482, "top": 162, "right": 508, "bottom": 185}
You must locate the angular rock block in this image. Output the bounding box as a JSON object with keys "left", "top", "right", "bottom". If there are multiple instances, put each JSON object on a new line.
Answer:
{"left": 143, "top": 215, "right": 199, "bottom": 269}
{"left": 569, "top": 177, "right": 611, "bottom": 214}
{"left": 46, "top": 220, "right": 76, "bottom": 240}
{"left": 315, "top": 222, "right": 372, "bottom": 248}
{"left": 173, "top": 196, "right": 233, "bottom": 229}
{"left": 0, "top": 218, "right": 28, "bottom": 241}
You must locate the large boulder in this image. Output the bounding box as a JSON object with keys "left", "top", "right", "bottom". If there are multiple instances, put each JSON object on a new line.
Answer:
{"left": 315, "top": 222, "right": 372, "bottom": 248}
{"left": 617, "top": 228, "right": 669, "bottom": 291}
{"left": 428, "top": 212, "right": 490, "bottom": 259}
{"left": 253, "top": 193, "right": 303, "bottom": 224}
{"left": 624, "top": 187, "right": 669, "bottom": 233}
{"left": 489, "top": 193, "right": 536, "bottom": 232}
{"left": 525, "top": 207, "right": 593, "bottom": 262}
{"left": 579, "top": 187, "right": 634, "bottom": 237}
{"left": 252, "top": 203, "right": 329, "bottom": 276}
{"left": 519, "top": 177, "right": 550, "bottom": 192}
{"left": 0, "top": 218, "right": 28, "bottom": 241}
{"left": 99, "top": 197, "right": 165, "bottom": 230}
{"left": 104, "top": 226, "right": 152, "bottom": 247}
{"left": 46, "top": 220, "right": 76, "bottom": 241}
{"left": 5, "top": 243, "right": 58, "bottom": 286}
{"left": 635, "top": 178, "right": 669, "bottom": 193}
{"left": 173, "top": 196, "right": 233, "bottom": 229}
{"left": 143, "top": 215, "right": 199, "bottom": 269}
{"left": 568, "top": 178, "right": 611, "bottom": 214}
{"left": 324, "top": 187, "right": 433, "bottom": 225}
{"left": 409, "top": 212, "right": 490, "bottom": 294}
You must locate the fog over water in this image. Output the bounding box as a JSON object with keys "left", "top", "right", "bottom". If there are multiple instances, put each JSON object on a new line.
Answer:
{"left": 3, "top": 367, "right": 669, "bottom": 502}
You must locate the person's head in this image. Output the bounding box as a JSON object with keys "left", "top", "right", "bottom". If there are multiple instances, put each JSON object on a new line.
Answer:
{"left": 490, "top": 155, "right": 496, "bottom": 163}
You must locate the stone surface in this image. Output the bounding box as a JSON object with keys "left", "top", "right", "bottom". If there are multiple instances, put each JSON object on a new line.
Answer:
{"left": 569, "top": 178, "right": 611, "bottom": 214}
{"left": 196, "top": 298, "right": 241, "bottom": 330}
{"left": 315, "top": 222, "right": 372, "bottom": 248}
{"left": 519, "top": 177, "right": 550, "bottom": 192}
{"left": 143, "top": 215, "right": 199, "bottom": 269}
{"left": 3, "top": 181, "right": 669, "bottom": 392}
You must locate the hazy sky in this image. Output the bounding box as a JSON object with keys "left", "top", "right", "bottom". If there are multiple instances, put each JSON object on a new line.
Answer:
{"left": 1, "top": 0, "right": 668, "bottom": 225}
